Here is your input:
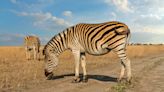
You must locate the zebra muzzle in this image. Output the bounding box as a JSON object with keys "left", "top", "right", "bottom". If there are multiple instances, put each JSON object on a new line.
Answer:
{"left": 45, "top": 69, "right": 54, "bottom": 80}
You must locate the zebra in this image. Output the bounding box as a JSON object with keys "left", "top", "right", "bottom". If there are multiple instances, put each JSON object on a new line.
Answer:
{"left": 24, "top": 36, "right": 40, "bottom": 60}
{"left": 43, "top": 21, "right": 131, "bottom": 83}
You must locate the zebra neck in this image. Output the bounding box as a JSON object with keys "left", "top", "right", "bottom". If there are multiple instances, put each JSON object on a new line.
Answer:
{"left": 47, "top": 32, "right": 69, "bottom": 56}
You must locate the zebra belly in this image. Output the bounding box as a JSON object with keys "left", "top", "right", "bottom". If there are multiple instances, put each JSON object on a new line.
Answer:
{"left": 86, "top": 48, "right": 111, "bottom": 56}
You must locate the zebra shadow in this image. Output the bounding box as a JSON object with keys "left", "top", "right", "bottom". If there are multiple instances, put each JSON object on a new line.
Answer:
{"left": 51, "top": 73, "right": 117, "bottom": 82}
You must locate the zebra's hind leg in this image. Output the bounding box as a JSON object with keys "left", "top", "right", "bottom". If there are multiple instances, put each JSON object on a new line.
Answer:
{"left": 72, "top": 50, "right": 81, "bottom": 83}
{"left": 118, "top": 60, "right": 126, "bottom": 82}
{"left": 112, "top": 44, "right": 131, "bottom": 83}
{"left": 80, "top": 52, "right": 88, "bottom": 83}
{"left": 117, "top": 51, "right": 132, "bottom": 83}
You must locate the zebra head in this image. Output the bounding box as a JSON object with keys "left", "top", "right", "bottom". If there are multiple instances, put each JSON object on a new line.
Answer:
{"left": 43, "top": 49, "right": 59, "bottom": 80}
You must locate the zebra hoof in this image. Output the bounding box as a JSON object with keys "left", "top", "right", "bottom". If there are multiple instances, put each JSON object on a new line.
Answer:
{"left": 117, "top": 78, "right": 123, "bottom": 83}
{"left": 72, "top": 77, "right": 81, "bottom": 83}
{"left": 82, "top": 76, "right": 88, "bottom": 83}
{"left": 117, "top": 78, "right": 128, "bottom": 84}
{"left": 126, "top": 77, "right": 132, "bottom": 84}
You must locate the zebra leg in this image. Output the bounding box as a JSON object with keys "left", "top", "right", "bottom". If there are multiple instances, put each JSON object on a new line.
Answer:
{"left": 111, "top": 41, "right": 131, "bottom": 83}
{"left": 125, "top": 58, "right": 132, "bottom": 83}
{"left": 25, "top": 49, "right": 29, "bottom": 60}
{"left": 116, "top": 51, "right": 132, "bottom": 83}
{"left": 80, "top": 52, "right": 88, "bottom": 82}
{"left": 33, "top": 46, "right": 37, "bottom": 60}
{"left": 72, "top": 50, "right": 81, "bottom": 83}
{"left": 26, "top": 51, "right": 29, "bottom": 60}
{"left": 118, "top": 60, "right": 125, "bottom": 82}
{"left": 37, "top": 48, "right": 40, "bottom": 61}
{"left": 37, "top": 52, "right": 40, "bottom": 61}
{"left": 28, "top": 51, "right": 31, "bottom": 60}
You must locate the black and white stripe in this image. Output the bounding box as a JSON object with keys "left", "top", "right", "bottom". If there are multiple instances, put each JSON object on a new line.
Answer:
{"left": 43, "top": 21, "right": 132, "bottom": 82}
{"left": 24, "top": 36, "right": 40, "bottom": 60}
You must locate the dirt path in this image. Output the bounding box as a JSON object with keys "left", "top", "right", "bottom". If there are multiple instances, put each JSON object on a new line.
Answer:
{"left": 21, "top": 53, "right": 164, "bottom": 92}
{"left": 127, "top": 54, "right": 164, "bottom": 92}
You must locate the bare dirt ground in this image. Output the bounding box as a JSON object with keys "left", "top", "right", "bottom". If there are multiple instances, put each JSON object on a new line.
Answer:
{"left": 0, "top": 45, "right": 164, "bottom": 92}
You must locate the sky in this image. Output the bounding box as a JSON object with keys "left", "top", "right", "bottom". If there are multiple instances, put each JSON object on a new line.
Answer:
{"left": 0, "top": 0, "right": 164, "bottom": 46}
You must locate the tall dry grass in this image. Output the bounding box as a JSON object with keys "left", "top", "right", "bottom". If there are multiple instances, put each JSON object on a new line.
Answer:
{"left": 0, "top": 45, "right": 164, "bottom": 91}
{"left": 0, "top": 47, "right": 45, "bottom": 91}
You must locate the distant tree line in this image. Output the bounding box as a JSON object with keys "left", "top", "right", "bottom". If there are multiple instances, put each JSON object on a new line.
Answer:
{"left": 128, "top": 43, "right": 164, "bottom": 46}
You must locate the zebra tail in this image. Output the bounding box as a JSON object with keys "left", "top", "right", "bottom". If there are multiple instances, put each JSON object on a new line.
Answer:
{"left": 125, "top": 29, "right": 131, "bottom": 50}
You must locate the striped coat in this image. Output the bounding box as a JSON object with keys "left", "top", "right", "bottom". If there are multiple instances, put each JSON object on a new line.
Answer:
{"left": 24, "top": 36, "right": 40, "bottom": 60}
{"left": 43, "top": 21, "right": 131, "bottom": 83}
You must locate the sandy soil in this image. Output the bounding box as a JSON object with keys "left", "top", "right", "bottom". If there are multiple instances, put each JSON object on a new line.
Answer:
{"left": 24, "top": 53, "right": 164, "bottom": 92}
{"left": 0, "top": 45, "right": 164, "bottom": 92}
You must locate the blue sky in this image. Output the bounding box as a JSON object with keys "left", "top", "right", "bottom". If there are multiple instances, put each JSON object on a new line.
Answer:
{"left": 0, "top": 0, "right": 164, "bottom": 45}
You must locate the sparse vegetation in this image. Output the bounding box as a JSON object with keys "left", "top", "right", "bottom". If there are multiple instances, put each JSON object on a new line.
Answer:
{"left": 0, "top": 46, "right": 164, "bottom": 92}
{"left": 111, "top": 82, "right": 128, "bottom": 92}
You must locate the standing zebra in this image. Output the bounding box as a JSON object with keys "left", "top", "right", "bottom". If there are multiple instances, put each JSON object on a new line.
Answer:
{"left": 24, "top": 36, "right": 40, "bottom": 60}
{"left": 43, "top": 21, "right": 131, "bottom": 83}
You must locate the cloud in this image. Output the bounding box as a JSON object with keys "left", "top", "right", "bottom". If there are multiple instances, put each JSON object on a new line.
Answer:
{"left": 17, "top": 12, "right": 73, "bottom": 31}
{"left": 10, "top": 0, "right": 17, "bottom": 4}
{"left": 110, "top": 12, "right": 117, "bottom": 20}
{"left": 140, "top": 14, "right": 162, "bottom": 20}
{"left": 0, "top": 33, "right": 25, "bottom": 46}
{"left": 104, "top": 0, "right": 133, "bottom": 12}
{"left": 62, "top": 11, "right": 73, "bottom": 17}
{"left": 10, "top": 0, "right": 54, "bottom": 12}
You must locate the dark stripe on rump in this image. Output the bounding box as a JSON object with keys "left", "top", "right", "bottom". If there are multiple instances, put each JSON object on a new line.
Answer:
{"left": 95, "top": 26, "right": 124, "bottom": 50}
{"left": 101, "top": 34, "right": 117, "bottom": 48}
{"left": 87, "top": 24, "right": 113, "bottom": 51}
{"left": 108, "top": 37, "right": 126, "bottom": 46}
{"left": 90, "top": 24, "right": 118, "bottom": 42}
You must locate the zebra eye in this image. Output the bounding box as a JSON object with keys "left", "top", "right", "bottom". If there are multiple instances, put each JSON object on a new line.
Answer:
{"left": 48, "top": 60, "right": 51, "bottom": 61}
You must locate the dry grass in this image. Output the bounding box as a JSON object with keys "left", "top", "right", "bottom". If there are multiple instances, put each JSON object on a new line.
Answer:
{"left": 0, "top": 45, "right": 164, "bottom": 91}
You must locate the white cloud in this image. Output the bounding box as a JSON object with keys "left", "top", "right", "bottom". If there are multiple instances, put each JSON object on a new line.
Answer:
{"left": 10, "top": 0, "right": 54, "bottom": 12}
{"left": 0, "top": 33, "right": 25, "bottom": 45}
{"left": 17, "top": 12, "right": 73, "bottom": 31}
{"left": 104, "top": 0, "right": 133, "bottom": 12}
{"left": 10, "top": 0, "right": 17, "bottom": 4}
{"left": 110, "top": 12, "right": 117, "bottom": 20}
{"left": 62, "top": 11, "right": 73, "bottom": 17}
{"left": 140, "top": 14, "right": 162, "bottom": 20}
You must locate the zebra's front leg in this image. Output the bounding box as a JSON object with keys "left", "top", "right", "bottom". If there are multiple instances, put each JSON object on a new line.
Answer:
{"left": 80, "top": 52, "right": 88, "bottom": 82}
{"left": 28, "top": 51, "right": 31, "bottom": 60}
{"left": 72, "top": 50, "right": 81, "bottom": 83}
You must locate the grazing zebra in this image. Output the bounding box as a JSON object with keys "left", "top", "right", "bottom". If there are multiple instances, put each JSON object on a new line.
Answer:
{"left": 24, "top": 36, "right": 40, "bottom": 60}
{"left": 43, "top": 21, "right": 131, "bottom": 83}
